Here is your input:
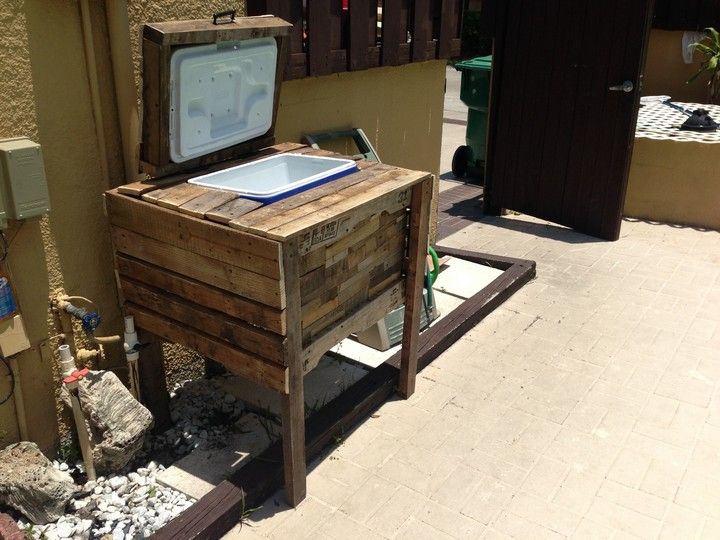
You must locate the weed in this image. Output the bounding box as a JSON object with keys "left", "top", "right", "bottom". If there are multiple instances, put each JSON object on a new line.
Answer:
{"left": 56, "top": 437, "right": 79, "bottom": 464}
{"left": 239, "top": 498, "right": 261, "bottom": 528}
{"left": 333, "top": 427, "right": 345, "bottom": 446}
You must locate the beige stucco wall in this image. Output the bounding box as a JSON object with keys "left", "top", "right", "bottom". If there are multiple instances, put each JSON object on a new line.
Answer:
{"left": 275, "top": 60, "right": 445, "bottom": 230}
{"left": 0, "top": 1, "right": 445, "bottom": 452}
{"left": 625, "top": 138, "right": 720, "bottom": 230}
{"left": 642, "top": 29, "right": 710, "bottom": 103}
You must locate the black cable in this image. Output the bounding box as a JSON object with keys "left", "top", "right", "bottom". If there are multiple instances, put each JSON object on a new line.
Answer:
{"left": 0, "top": 354, "right": 14, "bottom": 406}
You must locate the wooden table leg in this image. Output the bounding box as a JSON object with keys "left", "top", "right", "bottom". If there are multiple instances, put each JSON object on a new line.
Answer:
{"left": 281, "top": 239, "right": 307, "bottom": 506}
{"left": 281, "top": 370, "right": 306, "bottom": 506}
{"left": 399, "top": 177, "right": 433, "bottom": 398}
{"left": 137, "top": 330, "right": 172, "bottom": 432}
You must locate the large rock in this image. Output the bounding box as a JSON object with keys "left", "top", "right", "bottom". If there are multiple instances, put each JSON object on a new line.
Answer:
{"left": 69, "top": 371, "right": 154, "bottom": 474}
{"left": 0, "top": 442, "right": 75, "bottom": 524}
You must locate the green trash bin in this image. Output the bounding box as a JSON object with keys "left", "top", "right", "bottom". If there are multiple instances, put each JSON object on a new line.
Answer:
{"left": 452, "top": 55, "right": 492, "bottom": 180}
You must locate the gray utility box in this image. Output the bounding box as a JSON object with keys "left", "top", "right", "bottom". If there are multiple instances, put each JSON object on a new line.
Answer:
{"left": 0, "top": 137, "right": 51, "bottom": 226}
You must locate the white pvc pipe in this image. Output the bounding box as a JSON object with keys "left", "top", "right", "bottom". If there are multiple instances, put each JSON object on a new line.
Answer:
{"left": 124, "top": 315, "right": 141, "bottom": 400}
{"left": 57, "top": 344, "right": 76, "bottom": 378}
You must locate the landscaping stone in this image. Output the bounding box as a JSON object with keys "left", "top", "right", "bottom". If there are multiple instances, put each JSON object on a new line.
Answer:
{"left": 66, "top": 371, "right": 154, "bottom": 474}
{"left": 0, "top": 442, "right": 75, "bottom": 525}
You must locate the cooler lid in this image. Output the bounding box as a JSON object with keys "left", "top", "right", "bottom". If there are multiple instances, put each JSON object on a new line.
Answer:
{"left": 169, "top": 37, "right": 277, "bottom": 163}
{"left": 140, "top": 15, "right": 292, "bottom": 177}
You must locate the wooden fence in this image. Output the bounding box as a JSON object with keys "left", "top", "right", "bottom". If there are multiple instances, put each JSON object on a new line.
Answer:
{"left": 246, "top": 0, "right": 463, "bottom": 79}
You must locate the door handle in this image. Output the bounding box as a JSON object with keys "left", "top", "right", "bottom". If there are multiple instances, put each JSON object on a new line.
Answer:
{"left": 609, "top": 80, "right": 634, "bottom": 93}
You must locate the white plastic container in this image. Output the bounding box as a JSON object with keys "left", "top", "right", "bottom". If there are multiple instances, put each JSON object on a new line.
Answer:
{"left": 188, "top": 153, "right": 359, "bottom": 202}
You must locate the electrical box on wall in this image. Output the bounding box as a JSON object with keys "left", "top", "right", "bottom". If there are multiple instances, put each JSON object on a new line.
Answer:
{"left": 0, "top": 137, "right": 51, "bottom": 228}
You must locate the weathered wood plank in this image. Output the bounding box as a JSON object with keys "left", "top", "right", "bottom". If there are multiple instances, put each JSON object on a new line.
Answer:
{"left": 301, "top": 280, "right": 405, "bottom": 371}
{"left": 300, "top": 220, "right": 406, "bottom": 309}
{"left": 176, "top": 189, "right": 237, "bottom": 218}
{"left": 263, "top": 170, "right": 428, "bottom": 241}
{"left": 153, "top": 480, "right": 244, "bottom": 540}
{"left": 398, "top": 176, "right": 432, "bottom": 398}
{"left": 127, "top": 303, "right": 288, "bottom": 394}
{"left": 115, "top": 255, "right": 286, "bottom": 335}
{"left": 106, "top": 190, "right": 281, "bottom": 271}
{"left": 205, "top": 198, "right": 264, "bottom": 225}
{"left": 301, "top": 250, "right": 404, "bottom": 343}
{"left": 120, "top": 278, "right": 287, "bottom": 364}
{"left": 126, "top": 143, "right": 307, "bottom": 197}
{"left": 229, "top": 162, "right": 387, "bottom": 232}
{"left": 135, "top": 330, "right": 171, "bottom": 432}
{"left": 144, "top": 16, "right": 293, "bottom": 45}
{"left": 143, "top": 183, "right": 210, "bottom": 209}
{"left": 111, "top": 227, "right": 285, "bottom": 309}
{"left": 141, "top": 39, "right": 165, "bottom": 165}
{"left": 241, "top": 167, "right": 414, "bottom": 237}
{"left": 279, "top": 238, "right": 306, "bottom": 505}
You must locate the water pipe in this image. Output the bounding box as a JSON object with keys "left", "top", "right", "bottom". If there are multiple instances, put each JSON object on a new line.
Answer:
{"left": 56, "top": 346, "right": 96, "bottom": 481}
{"left": 123, "top": 315, "right": 141, "bottom": 401}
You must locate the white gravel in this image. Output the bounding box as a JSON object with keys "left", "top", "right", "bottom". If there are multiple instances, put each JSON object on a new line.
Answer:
{"left": 16, "top": 378, "right": 249, "bottom": 539}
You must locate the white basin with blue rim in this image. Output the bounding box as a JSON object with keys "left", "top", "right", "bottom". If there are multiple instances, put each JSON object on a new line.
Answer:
{"left": 188, "top": 153, "right": 359, "bottom": 203}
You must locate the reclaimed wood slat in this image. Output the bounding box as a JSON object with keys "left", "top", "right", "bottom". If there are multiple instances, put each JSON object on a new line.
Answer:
{"left": 143, "top": 16, "right": 293, "bottom": 45}
{"left": 398, "top": 176, "right": 432, "bottom": 398}
{"left": 115, "top": 255, "right": 286, "bottom": 335}
{"left": 123, "top": 143, "right": 306, "bottom": 197}
{"left": 127, "top": 303, "right": 288, "bottom": 394}
{"left": 143, "top": 183, "right": 210, "bottom": 209}
{"left": 228, "top": 163, "right": 387, "bottom": 231}
{"left": 299, "top": 216, "right": 406, "bottom": 307}
{"left": 301, "top": 280, "right": 405, "bottom": 371}
{"left": 177, "top": 189, "right": 237, "bottom": 218}
{"left": 301, "top": 250, "right": 404, "bottom": 341}
{"left": 120, "top": 278, "right": 287, "bottom": 364}
{"left": 106, "top": 191, "right": 281, "bottom": 275}
{"left": 279, "top": 237, "right": 306, "bottom": 505}
{"left": 262, "top": 170, "right": 428, "bottom": 241}
{"left": 205, "top": 197, "right": 264, "bottom": 225}
{"left": 141, "top": 39, "right": 164, "bottom": 165}
{"left": 111, "top": 227, "right": 285, "bottom": 309}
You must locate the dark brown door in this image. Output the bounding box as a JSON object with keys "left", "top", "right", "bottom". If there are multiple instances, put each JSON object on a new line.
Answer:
{"left": 483, "top": 0, "right": 655, "bottom": 240}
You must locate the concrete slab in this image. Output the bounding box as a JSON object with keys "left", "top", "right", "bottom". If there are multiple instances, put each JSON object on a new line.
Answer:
{"left": 157, "top": 414, "right": 272, "bottom": 499}
{"left": 157, "top": 357, "right": 367, "bottom": 498}
{"left": 333, "top": 257, "right": 503, "bottom": 368}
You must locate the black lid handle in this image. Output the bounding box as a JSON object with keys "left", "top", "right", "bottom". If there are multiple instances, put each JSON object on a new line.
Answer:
{"left": 213, "top": 9, "right": 236, "bottom": 25}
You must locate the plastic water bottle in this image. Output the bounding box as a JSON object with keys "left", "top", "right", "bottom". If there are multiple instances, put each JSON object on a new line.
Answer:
{"left": 0, "top": 276, "right": 17, "bottom": 320}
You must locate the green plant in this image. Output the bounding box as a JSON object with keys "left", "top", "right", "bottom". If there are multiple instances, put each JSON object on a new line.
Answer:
{"left": 239, "top": 498, "right": 261, "bottom": 528}
{"left": 688, "top": 28, "right": 720, "bottom": 102}
{"left": 56, "top": 437, "right": 79, "bottom": 464}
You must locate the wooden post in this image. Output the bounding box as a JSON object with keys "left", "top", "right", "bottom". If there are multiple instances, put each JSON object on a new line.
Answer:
{"left": 137, "top": 330, "right": 172, "bottom": 432}
{"left": 280, "top": 239, "right": 306, "bottom": 505}
{"left": 399, "top": 176, "right": 432, "bottom": 398}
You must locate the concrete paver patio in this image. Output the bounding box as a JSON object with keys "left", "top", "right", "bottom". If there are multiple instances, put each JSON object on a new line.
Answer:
{"left": 226, "top": 66, "right": 720, "bottom": 539}
{"left": 230, "top": 209, "right": 720, "bottom": 540}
